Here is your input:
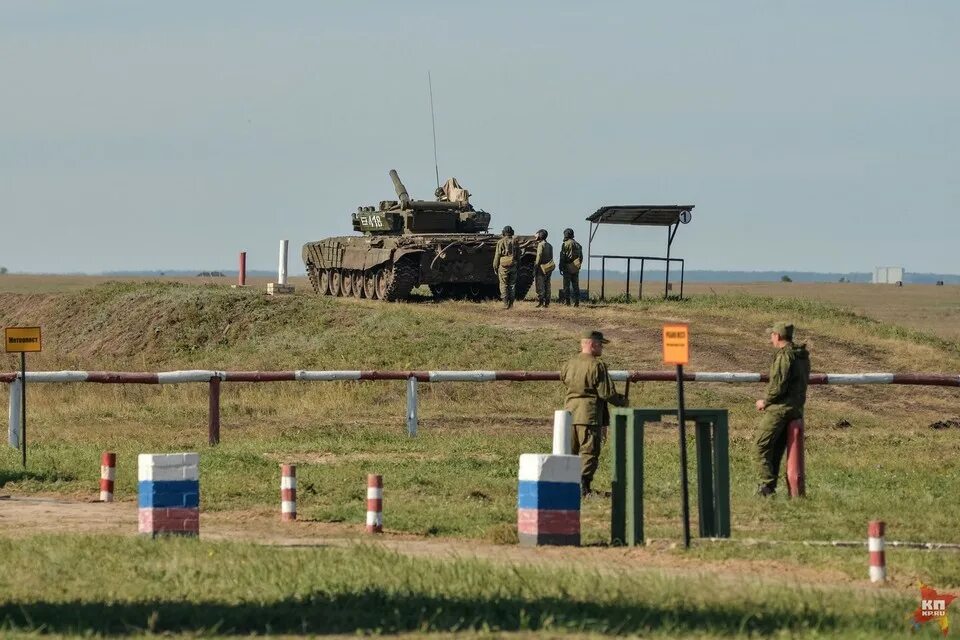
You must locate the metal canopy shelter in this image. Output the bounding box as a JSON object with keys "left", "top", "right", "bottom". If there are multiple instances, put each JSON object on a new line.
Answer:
{"left": 586, "top": 204, "right": 695, "bottom": 300}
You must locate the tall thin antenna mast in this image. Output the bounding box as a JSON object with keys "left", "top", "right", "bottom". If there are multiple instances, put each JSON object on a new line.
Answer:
{"left": 428, "top": 71, "right": 440, "bottom": 190}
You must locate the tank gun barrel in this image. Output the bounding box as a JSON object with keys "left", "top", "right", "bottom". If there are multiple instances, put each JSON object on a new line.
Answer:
{"left": 389, "top": 169, "right": 411, "bottom": 209}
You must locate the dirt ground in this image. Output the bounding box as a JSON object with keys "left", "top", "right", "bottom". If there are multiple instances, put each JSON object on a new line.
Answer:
{"left": 0, "top": 495, "right": 909, "bottom": 598}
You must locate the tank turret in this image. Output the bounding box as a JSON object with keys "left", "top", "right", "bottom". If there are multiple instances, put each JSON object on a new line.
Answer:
{"left": 303, "top": 169, "right": 536, "bottom": 303}
{"left": 352, "top": 170, "right": 483, "bottom": 234}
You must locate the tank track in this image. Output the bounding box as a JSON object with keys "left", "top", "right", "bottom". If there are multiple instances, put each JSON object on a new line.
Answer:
{"left": 430, "top": 283, "right": 500, "bottom": 302}
{"left": 381, "top": 258, "right": 419, "bottom": 302}
{"left": 306, "top": 262, "right": 322, "bottom": 294}
{"left": 514, "top": 258, "right": 536, "bottom": 301}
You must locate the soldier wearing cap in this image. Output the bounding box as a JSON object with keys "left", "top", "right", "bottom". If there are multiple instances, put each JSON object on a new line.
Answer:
{"left": 533, "top": 229, "right": 555, "bottom": 308}
{"left": 493, "top": 225, "right": 520, "bottom": 309}
{"left": 561, "top": 330, "right": 628, "bottom": 496}
{"left": 755, "top": 322, "right": 811, "bottom": 496}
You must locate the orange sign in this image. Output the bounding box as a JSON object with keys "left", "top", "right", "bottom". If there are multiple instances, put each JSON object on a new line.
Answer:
{"left": 662, "top": 324, "right": 689, "bottom": 365}
{"left": 5, "top": 327, "right": 42, "bottom": 353}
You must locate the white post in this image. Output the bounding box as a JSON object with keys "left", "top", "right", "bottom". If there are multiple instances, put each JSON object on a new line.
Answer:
{"left": 552, "top": 410, "right": 572, "bottom": 455}
{"left": 278, "top": 239, "right": 289, "bottom": 286}
{"left": 406, "top": 377, "right": 418, "bottom": 437}
{"left": 8, "top": 378, "right": 21, "bottom": 449}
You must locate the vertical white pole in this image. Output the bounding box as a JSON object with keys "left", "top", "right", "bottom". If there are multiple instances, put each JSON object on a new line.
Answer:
{"left": 406, "top": 377, "right": 418, "bottom": 437}
{"left": 278, "top": 240, "right": 289, "bottom": 286}
{"left": 552, "top": 410, "right": 572, "bottom": 455}
{"left": 8, "top": 378, "right": 21, "bottom": 449}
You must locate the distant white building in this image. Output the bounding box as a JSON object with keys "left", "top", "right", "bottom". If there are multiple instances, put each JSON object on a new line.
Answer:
{"left": 873, "top": 266, "right": 905, "bottom": 284}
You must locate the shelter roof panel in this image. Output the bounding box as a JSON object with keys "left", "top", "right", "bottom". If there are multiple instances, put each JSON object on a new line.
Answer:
{"left": 587, "top": 205, "right": 695, "bottom": 227}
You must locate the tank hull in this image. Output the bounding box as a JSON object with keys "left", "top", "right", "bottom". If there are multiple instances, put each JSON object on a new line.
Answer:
{"left": 302, "top": 234, "right": 536, "bottom": 302}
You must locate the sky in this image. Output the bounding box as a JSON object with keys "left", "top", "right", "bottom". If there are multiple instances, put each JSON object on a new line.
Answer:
{"left": 0, "top": 2, "right": 957, "bottom": 275}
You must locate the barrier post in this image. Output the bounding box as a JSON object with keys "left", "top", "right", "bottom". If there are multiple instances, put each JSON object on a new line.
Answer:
{"left": 869, "top": 520, "right": 886, "bottom": 582}
{"left": 694, "top": 420, "right": 715, "bottom": 536}
{"left": 267, "top": 240, "right": 295, "bottom": 295}
{"left": 694, "top": 412, "right": 731, "bottom": 538}
{"left": 238, "top": 251, "right": 247, "bottom": 287}
{"left": 610, "top": 409, "right": 644, "bottom": 546}
{"left": 208, "top": 377, "right": 221, "bottom": 446}
{"left": 281, "top": 464, "right": 297, "bottom": 521}
{"left": 786, "top": 419, "right": 806, "bottom": 497}
{"left": 406, "top": 376, "right": 418, "bottom": 437}
{"left": 552, "top": 410, "right": 572, "bottom": 455}
{"left": 138, "top": 453, "right": 200, "bottom": 537}
{"left": 366, "top": 474, "right": 383, "bottom": 533}
{"left": 278, "top": 240, "right": 288, "bottom": 286}
{"left": 99, "top": 451, "right": 116, "bottom": 502}
{"left": 8, "top": 377, "right": 21, "bottom": 449}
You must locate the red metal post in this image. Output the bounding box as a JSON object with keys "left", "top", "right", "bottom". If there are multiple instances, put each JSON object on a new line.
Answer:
{"left": 238, "top": 251, "right": 247, "bottom": 286}
{"left": 785, "top": 419, "right": 805, "bottom": 497}
{"left": 208, "top": 377, "right": 221, "bottom": 445}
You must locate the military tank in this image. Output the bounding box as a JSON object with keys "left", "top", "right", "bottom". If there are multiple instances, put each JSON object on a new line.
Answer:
{"left": 302, "top": 170, "right": 536, "bottom": 302}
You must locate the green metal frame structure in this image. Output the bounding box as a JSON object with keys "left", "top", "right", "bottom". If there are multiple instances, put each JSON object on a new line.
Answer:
{"left": 610, "top": 408, "right": 731, "bottom": 546}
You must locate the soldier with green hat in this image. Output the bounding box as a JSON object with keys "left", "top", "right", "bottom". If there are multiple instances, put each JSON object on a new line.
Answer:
{"left": 755, "top": 322, "right": 811, "bottom": 496}
{"left": 493, "top": 225, "right": 520, "bottom": 309}
{"left": 560, "top": 329, "right": 628, "bottom": 496}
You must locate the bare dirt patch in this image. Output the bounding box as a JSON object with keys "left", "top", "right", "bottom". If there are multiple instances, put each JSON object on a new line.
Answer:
{"left": 0, "top": 495, "right": 897, "bottom": 596}
{"left": 262, "top": 451, "right": 501, "bottom": 464}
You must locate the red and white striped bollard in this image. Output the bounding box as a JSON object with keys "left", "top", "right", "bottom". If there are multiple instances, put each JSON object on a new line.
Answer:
{"left": 868, "top": 520, "right": 886, "bottom": 583}
{"left": 99, "top": 452, "right": 116, "bottom": 502}
{"left": 366, "top": 474, "right": 383, "bottom": 533}
{"left": 281, "top": 464, "right": 296, "bottom": 522}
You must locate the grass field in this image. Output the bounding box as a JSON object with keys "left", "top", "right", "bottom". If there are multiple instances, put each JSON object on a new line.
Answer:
{"left": 0, "top": 536, "right": 925, "bottom": 638}
{"left": 0, "top": 276, "right": 958, "bottom": 637}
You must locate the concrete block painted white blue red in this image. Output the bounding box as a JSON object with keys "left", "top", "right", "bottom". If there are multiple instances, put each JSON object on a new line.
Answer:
{"left": 138, "top": 453, "right": 200, "bottom": 536}
{"left": 517, "top": 454, "right": 580, "bottom": 546}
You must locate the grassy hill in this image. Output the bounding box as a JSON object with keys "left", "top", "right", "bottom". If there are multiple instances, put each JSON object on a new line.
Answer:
{"left": 0, "top": 281, "right": 958, "bottom": 636}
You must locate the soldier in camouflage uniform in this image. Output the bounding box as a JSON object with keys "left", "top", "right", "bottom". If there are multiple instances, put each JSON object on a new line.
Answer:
{"left": 558, "top": 228, "right": 583, "bottom": 307}
{"left": 561, "top": 330, "right": 628, "bottom": 496}
{"left": 533, "top": 229, "right": 555, "bottom": 308}
{"left": 755, "top": 322, "right": 810, "bottom": 496}
{"left": 492, "top": 225, "right": 520, "bottom": 309}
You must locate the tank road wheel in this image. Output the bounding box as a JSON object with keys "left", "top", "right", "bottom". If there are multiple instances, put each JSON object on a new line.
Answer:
{"left": 514, "top": 258, "right": 536, "bottom": 301}
{"left": 465, "top": 283, "right": 485, "bottom": 302}
{"left": 429, "top": 284, "right": 450, "bottom": 300}
{"left": 374, "top": 268, "right": 389, "bottom": 300}
{"left": 352, "top": 271, "right": 365, "bottom": 299}
{"left": 329, "top": 270, "right": 343, "bottom": 297}
{"left": 364, "top": 270, "right": 378, "bottom": 299}
{"left": 342, "top": 271, "right": 355, "bottom": 297}
{"left": 382, "top": 257, "right": 419, "bottom": 302}
{"left": 317, "top": 268, "right": 331, "bottom": 295}
{"left": 479, "top": 284, "right": 500, "bottom": 301}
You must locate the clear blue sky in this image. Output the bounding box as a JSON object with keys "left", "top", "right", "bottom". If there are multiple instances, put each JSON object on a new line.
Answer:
{"left": 1, "top": 2, "right": 956, "bottom": 274}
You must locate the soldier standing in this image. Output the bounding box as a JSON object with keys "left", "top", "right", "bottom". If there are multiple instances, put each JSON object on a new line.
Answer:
{"left": 533, "top": 229, "right": 555, "bottom": 308}
{"left": 755, "top": 322, "right": 810, "bottom": 496}
{"left": 559, "top": 228, "right": 583, "bottom": 307}
{"left": 561, "top": 330, "right": 628, "bottom": 496}
{"left": 493, "top": 225, "right": 520, "bottom": 309}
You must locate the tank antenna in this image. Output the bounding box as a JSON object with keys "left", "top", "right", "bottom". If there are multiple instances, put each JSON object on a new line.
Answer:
{"left": 428, "top": 71, "right": 440, "bottom": 191}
